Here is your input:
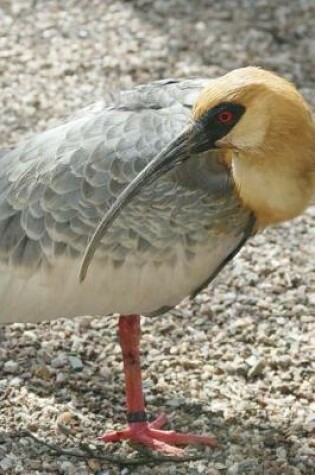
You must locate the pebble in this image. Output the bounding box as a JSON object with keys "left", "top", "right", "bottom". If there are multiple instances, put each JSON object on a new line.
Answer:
{"left": 51, "top": 353, "right": 68, "bottom": 368}
{"left": 56, "top": 411, "right": 80, "bottom": 436}
{"left": 68, "top": 355, "right": 84, "bottom": 371}
{"left": 59, "top": 461, "right": 77, "bottom": 475}
{"left": 56, "top": 372, "right": 67, "bottom": 384}
{"left": 26, "top": 421, "right": 39, "bottom": 432}
{"left": 247, "top": 358, "right": 265, "bottom": 378}
{"left": 0, "top": 455, "right": 16, "bottom": 471}
{"left": 9, "top": 376, "right": 23, "bottom": 387}
{"left": 87, "top": 459, "right": 102, "bottom": 471}
{"left": 0, "top": 379, "right": 8, "bottom": 392}
{"left": 4, "top": 360, "right": 18, "bottom": 373}
{"left": 34, "top": 365, "right": 51, "bottom": 380}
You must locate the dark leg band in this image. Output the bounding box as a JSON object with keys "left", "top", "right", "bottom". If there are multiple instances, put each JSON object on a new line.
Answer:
{"left": 127, "top": 411, "right": 147, "bottom": 423}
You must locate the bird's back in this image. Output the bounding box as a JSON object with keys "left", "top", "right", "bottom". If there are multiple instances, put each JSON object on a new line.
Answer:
{"left": 0, "top": 79, "right": 252, "bottom": 323}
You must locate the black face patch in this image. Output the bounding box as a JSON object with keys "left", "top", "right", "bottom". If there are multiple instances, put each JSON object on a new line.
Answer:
{"left": 191, "top": 102, "right": 246, "bottom": 154}
{"left": 200, "top": 102, "right": 246, "bottom": 134}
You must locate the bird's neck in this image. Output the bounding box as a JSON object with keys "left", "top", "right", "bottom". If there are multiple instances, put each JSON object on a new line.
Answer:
{"left": 232, "top": 150, "right": 314, "bottom": 227}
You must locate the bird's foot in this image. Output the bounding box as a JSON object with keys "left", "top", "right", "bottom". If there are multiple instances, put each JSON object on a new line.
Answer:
{"left": 99, "top": 413, "right": 217, "bottom": 456}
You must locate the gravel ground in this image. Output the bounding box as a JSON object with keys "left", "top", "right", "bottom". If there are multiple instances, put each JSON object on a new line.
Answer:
{"left": 0, "top": 1, "right": 314, "bottom": 474}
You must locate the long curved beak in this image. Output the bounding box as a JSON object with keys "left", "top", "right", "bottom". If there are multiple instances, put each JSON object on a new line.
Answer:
{"left": 79, "top": 122, "right": 214, "bottom": 282}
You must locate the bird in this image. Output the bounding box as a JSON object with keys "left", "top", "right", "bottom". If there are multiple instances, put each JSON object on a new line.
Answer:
{"left": 0, "top": 67, "right": 314, "bottom": 456}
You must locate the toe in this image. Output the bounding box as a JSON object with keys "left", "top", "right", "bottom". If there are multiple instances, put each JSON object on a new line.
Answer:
{"left": 148, "top": 413, "right": 168, "bottom": 429}
{"left": 150, "top": 428, "right": 218, "bottom": 447}
{"left": 136, "top": 432, "right": 185, "bottom": 456}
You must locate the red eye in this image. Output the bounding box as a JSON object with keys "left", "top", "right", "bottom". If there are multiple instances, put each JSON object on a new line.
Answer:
{"left": 217, "top": 110, "right": 234, "bottom": 123}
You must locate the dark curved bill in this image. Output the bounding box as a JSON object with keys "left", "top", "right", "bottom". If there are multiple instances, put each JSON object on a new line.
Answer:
{"left": 79, "top": 122, "right": 215, "bottom": 282}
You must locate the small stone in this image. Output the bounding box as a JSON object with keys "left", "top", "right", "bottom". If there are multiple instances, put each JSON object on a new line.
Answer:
{"left": 299, "top": 314, "right": 313, "bottom": 323}
{"left": 245, "top": 355, "right": 258, "bottom": 367}
{"left": 0, "top": 379, "right": 8, "bottom": 392}
{"left": 4, "top": 360, "right": 18, "bottom": 373}
{"left": 280, "top": 355, "right": 293, "bottom": 369}
{"left": 23, "top": 330, "right": 38, "bottom": 341}
{"left": 214, "top": 462, "right": 227, "bottom": 469}
{"left": 9, "top": 376, "right": 22, "bottom": 386}
{"left": 68, "top": 355, "right": 83, "bottom": 371}
{"left": 0, "top": 454, "right": 16, "bottom": 471}
{"left": 165, "top": 398, "right": 184, "bottom": 408}
{"left": 59, "top": 461, "right": 77, "bottom": 475}
{"left": 56, "top": 372, "right": 67, "bottom": 384}
{"left": 247, "top": 359, "right": 265, "bottom": 378}
{"left": 232, "top": 317, "right": 253, "bottom": 329}
{"left": 289, "top": 468, "right": 302, "bottom": 475}
{"left": 56, "top": 411, "right": 80, "bottom": 436}
{"left": 227, "top": 463, "right": 239, "bottom": 474}
{"left": 87, "top": 459, "right": 101, "bottom": 470}
{"left": 51, "top": 354, "right": 68, "bottom": 368}
{"left": 264, "top": 435, "right": 279, "bottom": 448}
{"left": 99, "top": 366, "right": 111, "bottom": 379}
{"left": 305, "top": 419, "right": 315, "bottom": 433}
{"left": 276, "top": 447, "right": 288, "bottom": 460}
{"left": 26, "top": 422, "right": 39, "bottom": 432}
{"left": 34, "top": 365, "right": 51, "bottom": 381}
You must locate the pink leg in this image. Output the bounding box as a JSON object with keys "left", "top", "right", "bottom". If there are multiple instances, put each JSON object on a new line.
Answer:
{"left": 100, "top": 315, "right": 217, "bottom": 456}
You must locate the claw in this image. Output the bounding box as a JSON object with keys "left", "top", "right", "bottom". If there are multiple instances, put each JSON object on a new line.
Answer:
{"left": 100, "top": 413, "right": 217, "bottom": 456}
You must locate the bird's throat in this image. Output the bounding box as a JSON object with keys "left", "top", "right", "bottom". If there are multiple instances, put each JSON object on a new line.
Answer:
{"left": 232, "top": 152, "right": 312, "bottom": 227}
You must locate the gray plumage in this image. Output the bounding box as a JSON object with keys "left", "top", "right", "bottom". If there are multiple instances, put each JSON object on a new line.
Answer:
{"left": 0, "top": 79, "right": 253, "bottom": 323}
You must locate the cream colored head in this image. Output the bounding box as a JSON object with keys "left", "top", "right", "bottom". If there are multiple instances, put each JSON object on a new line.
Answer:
{"left": 194, "top": 67, "right": 315, "bottom": 226}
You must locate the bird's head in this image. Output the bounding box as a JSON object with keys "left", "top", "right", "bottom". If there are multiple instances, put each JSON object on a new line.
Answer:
{"left": 193, "top": 67, "right": 315, "bottom": 225}
{"left": 194, "top": 66, "right": 313, "bottom": 153}
{"left": 79, "top": 67, "right": 315, "bottom": 282}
